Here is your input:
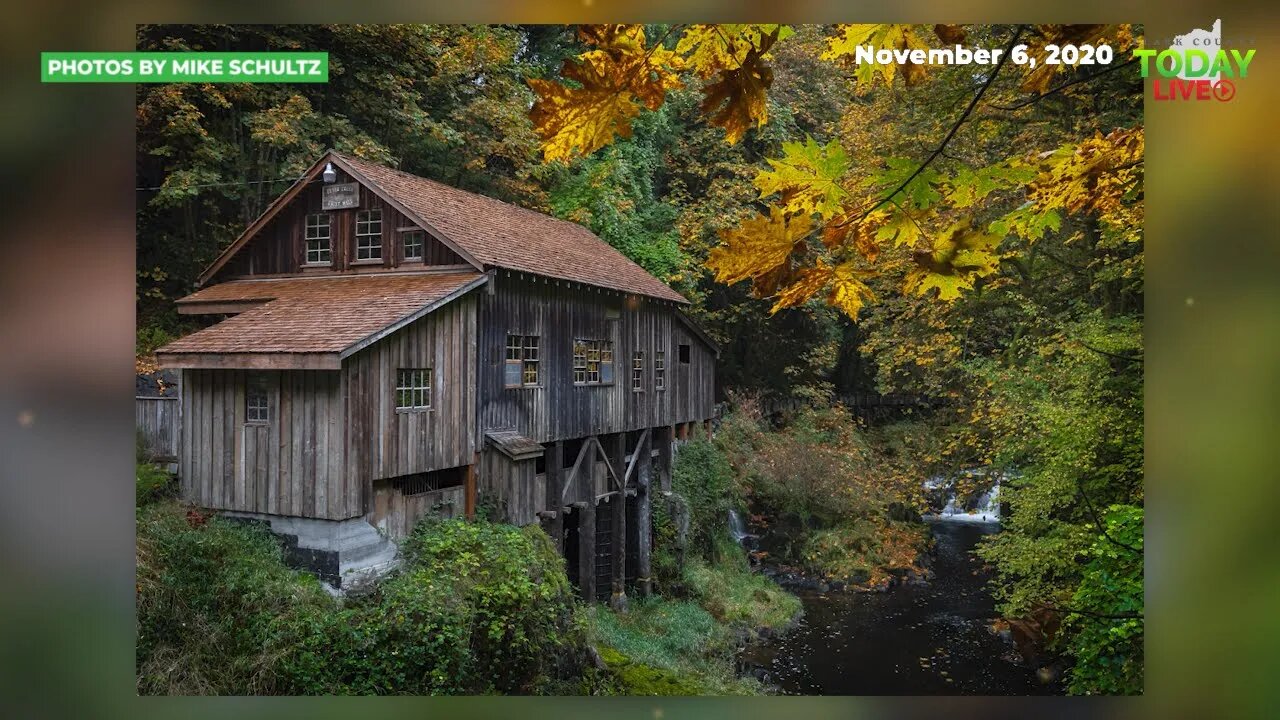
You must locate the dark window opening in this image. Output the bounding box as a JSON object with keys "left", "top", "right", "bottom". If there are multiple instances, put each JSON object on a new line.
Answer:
{"left": 390, "top": 466, "right": 466, "bottom": 496}
{"left": 535, "top": 451, "right": 547, "bottom": 475}
{"left": 679, "top": 344, "right": 691, "bottom": 364}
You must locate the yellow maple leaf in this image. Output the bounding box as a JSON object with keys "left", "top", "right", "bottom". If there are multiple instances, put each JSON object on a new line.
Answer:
{"left": 822, "top": 24, "right": 931, "bottom": 91}
{"left": 1019, "top": 25, "right": 1136, "bottom": 94}
{"left": 770, "top": 261, "right": 833, "bottom": 313}
{"left": 699, "top": 46, "right": 774, "bottom": 144}
{"left": 1026, "top": 126, "right": 1143, "bottom": 239}
{"left": 707, "top": 207, "right": 813, "bottom": 286}
{"left": 677, "top": 24, "right": 790, "bottom": 78}
{"left": 827, "top": 262, "right": 877, "bottom": 318}
{"left": 528, "top": 25, "right": 683, "bottom": 162}
{"left": 754, "top": 137, "right": 851, "bottom": 220}
{"left": 904, "top": 219, "right": 1003, "bottom": 301}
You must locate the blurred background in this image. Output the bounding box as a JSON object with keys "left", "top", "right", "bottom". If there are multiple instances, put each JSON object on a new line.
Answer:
{"left": 1, "top": 2, "right": 1277, "bottom": 717}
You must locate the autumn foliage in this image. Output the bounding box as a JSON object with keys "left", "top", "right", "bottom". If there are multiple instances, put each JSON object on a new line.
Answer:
{"left": 528, "top": 23, "right": 1143, "bottom": 317}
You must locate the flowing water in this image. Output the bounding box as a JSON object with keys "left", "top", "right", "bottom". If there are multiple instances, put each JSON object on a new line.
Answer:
{"left": 740, "top": 519, "right": 1057, "bottom": 695}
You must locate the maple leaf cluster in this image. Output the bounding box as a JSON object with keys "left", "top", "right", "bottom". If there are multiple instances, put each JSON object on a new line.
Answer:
{"left": 529, "top": 24, "right": 791, "bottom": 162}
{"left": 527, "top": 24, "right": 1143, "bottom": 318}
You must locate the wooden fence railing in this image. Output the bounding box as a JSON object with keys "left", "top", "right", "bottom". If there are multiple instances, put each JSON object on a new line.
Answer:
{"left": 136, "top": 396, "right": 180, "bottom": 464}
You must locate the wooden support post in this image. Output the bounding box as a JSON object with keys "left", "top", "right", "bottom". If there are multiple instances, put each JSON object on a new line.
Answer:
{"left": 659, "top": 425, "right": 674, "bottom": 492}
{"left": 545, "top": 441, "right": 564, "bottom": 555}
{"left": 464, "top": 453, "right": 478, "bottom": 519}
{"left": 577, "top": 500, "right": 595, "bottom": 603}
{"left": 609, "top": 433, "right": 628, "bottom": 611}
{"left": 704, "top": 419, "right": 712, "bottom": 439}
{"left": 636, "top": 429, "right": 654, "bottom": 597}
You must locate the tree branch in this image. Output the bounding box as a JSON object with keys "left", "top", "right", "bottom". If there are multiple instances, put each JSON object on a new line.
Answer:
{"left": 1075, "top": 483, "right": 1143, "bottom": 555}
{"left": 832, "top": 25, "right": 1026, "bottom": 230}
{"left": 988, "top": 57, "right": 1140, "bottom": 112}
{"left": 1075, "top": 339, "right": 1143, "bottom": 363}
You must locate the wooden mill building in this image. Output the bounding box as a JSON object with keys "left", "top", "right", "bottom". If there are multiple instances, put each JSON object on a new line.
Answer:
{"left": 156, "top": 150, "right": 717, "bottom": 599}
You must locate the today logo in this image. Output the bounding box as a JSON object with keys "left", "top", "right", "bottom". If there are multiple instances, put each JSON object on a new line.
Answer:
{"left": 1133, "top": 20, "right": 1253, "bottom": 102}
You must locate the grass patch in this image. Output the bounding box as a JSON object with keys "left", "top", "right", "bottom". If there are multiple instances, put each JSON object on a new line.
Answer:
{"left": 683, "top": 556, "right": 801, "bottom": 630}
{"left": 587, "top": 598, "right": 757, "bottom": 695}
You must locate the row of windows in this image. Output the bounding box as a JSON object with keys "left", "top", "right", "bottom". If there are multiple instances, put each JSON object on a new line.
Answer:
{"left": 505, "top": 334, "right": 681, "bottom": 390}
{"left": 242, "top": 341, "right": 690, "bottom": 422}
{"left": 303, "top": 210, "right": 427, "bottom": 265}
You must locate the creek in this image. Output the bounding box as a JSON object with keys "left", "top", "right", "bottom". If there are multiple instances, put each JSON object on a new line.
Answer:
{"left": 739, "top": 518, "right": 1059, "bottom": 695}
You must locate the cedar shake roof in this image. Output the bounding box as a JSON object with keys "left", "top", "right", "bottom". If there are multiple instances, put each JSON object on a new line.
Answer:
{"left": 331, "top": 152, "right": 688, "bottom": 304}
{"left": 157, "top": 272, "right": 484, "bottom": 358}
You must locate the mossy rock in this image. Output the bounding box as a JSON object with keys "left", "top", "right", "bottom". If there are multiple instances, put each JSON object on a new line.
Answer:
{"left": 598, "top": 647, "right": 706, "bottom": 696}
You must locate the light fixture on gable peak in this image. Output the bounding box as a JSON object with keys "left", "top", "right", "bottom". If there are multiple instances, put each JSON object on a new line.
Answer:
{"left": 322, "top": 162, "right": 337, "bottom": 184}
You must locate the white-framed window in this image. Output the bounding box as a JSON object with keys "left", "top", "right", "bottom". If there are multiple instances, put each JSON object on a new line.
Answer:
{"left": 355, "top": 209, "right": 382, "bottom": 260}
{"left": 246, "top": 374, "right": 270, "bottom": 424}
{"left": 573, "top": 339, "right": 614, "bottom": 386}
{"left": 505, "top": 334, "right": 540, "bottom": 388}
{"left": 401, "top": 229, "right": 424, "bottom": 261}
{"left": 395, "top": 368, "right": 432, "bottom": 411}
{"left": 632, "top": 351, "right": 645, "bottom": 391}
{"left": 304, "top": 213, "right": 331, "bottom": 264}
{"left": 655, "top": 350, "right": 666, "bottom": 391}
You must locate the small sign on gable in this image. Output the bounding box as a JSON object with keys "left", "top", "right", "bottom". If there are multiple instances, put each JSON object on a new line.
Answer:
{"left": 322, "top": 182, "right": 360, "bottom": 210}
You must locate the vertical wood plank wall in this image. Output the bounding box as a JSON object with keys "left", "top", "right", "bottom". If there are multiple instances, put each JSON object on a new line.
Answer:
{"left": 344, "top": 293, "right": 478, "bottom": 508}
{"left": 477, "top": 273, "right": 716, "bottom": 444}
{"left": 179, "top": 368, "right": 352, "bottom": 519}
{"left": 479, "top": 451, "right": 546, "bottom": 527}
{"left": 214, "top": 168, "right": 465, "bottom": 281}
{"left": 135, "top": 396, "right": 180, "bottom": 462}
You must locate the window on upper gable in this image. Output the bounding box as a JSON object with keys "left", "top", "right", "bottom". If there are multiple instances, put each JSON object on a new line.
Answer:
{"left": 355, "top": 209, "right": 382, "bottom": 261}
{"left": 401, "top": 229, "right": 424, "bottom": 262}
{"left": 304, "top": 213, "right": 331, "bottom": 265}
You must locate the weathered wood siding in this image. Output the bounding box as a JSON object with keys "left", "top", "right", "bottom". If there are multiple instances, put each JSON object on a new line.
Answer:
{"left": 368, "top": 482, "right": 464, "bottom": 539}
{"left": 136, "top": 396, "right": 180, "bottom": 462}
{"left": 344, "top": 293, "right": 478, "bottom": 509}
{"left": 477, "top": 273, "right": 716, "bottom": 443}
{"left": 214, "top": 167, "right": 465, "bottom": 282}
{"left": 178, "top": 369, "right": 355, "bottom": 519}
{"left": 479, "top": 451, "right": 545, "bottom": 527}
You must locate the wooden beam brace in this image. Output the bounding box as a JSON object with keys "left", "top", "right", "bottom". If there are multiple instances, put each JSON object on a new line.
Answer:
{"left": 599, "top": 436, "right": 623, "bottom": 490}
{"left": 622, "top": 427, "right": 651, "bottom": 486}
{"left": 561, "top": 437, "right": 595, "bottom": 502}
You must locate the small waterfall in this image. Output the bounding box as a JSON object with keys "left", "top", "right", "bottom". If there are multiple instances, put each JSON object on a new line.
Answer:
{"left": 928, "top": 473, "right": 1002, "bottom": 524}
{"left": 728, "top": 508, "right": 757, "bottom": 548}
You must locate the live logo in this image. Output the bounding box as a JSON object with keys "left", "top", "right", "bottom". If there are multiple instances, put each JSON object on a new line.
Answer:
{"left": 1151, "top": 78, "right": 1235, "bottom": 102}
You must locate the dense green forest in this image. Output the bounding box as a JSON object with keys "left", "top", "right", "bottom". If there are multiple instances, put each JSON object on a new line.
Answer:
{"left": 136, "top": 24, "right": 1143, "bottom": 695}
